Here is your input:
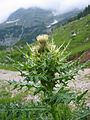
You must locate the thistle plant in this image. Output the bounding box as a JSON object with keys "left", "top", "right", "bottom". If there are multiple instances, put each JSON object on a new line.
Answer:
{"left": 14, "top": 34, "right": 88, "bottom": 120}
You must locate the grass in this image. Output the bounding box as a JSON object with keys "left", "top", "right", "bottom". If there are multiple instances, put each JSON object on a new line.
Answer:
{"left": 52, "top": 15, "right": 90, "bottom": 56}
{"left": 0, "top": 79, "right": 31, "bottom": 103}
{"left": 0, "top": 64, "right": 16, "bottom": 71}
{"left": 0, "top": 45, "right": 29, "bottom": 70}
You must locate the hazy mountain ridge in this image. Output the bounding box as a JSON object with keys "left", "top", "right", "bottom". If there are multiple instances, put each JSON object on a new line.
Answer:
{"left": 0, "top": 7, "right": 80, "bottom": 46}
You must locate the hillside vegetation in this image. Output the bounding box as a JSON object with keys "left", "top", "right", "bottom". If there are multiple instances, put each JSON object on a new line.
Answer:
{"left": 52, "top": 15, "right": 90, "bottom": 56}
{"left": 0, "top": 15, "right": 90, "bottom": 70}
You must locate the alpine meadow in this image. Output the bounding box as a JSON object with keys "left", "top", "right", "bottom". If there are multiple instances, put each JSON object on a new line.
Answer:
{"left": 0, "top": 1, "right": 90, "bottom": 120}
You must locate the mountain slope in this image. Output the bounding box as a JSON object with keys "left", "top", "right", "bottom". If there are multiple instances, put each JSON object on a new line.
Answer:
{"left": 52, "top": 14, "right": 90, "bottom": 56}
{"left": 0, "top": 7, "right": 80, "bottom": 47}
{"left": 0, "top": 8, "right": 53, "bottom": 46}
{"left": 0, "top": 15, "right": 90, "bottom": 70}
{"left": 5, "top": 8, "right": 54, "bottom": 27}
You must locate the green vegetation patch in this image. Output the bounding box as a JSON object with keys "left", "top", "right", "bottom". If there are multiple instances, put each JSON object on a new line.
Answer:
{"left": 52, "top": 15, "right": 90, "bottom": 56}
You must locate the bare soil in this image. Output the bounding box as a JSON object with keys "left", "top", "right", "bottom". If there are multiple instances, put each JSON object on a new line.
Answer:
{"left": 0, "top": 68, "right": 90, "bottom": 104}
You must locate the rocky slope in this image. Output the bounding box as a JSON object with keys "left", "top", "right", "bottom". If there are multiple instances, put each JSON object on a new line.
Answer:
{"left": 0, "top": 7, "right": 80, "bottom": 46}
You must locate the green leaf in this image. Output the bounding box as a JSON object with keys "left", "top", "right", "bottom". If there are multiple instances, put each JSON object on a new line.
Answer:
{"left": 76, "top": 90, "right": 88, "bottom": 103}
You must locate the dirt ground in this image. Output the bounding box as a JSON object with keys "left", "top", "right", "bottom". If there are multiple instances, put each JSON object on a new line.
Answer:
{"left": 0, "top": 68, "right": 90, "bottom": 105}
{"left": 0, "top": 69, "right": 23, "bottom": 81}
{"left": 0, "top": 68, "right": 90, "bottom": 89}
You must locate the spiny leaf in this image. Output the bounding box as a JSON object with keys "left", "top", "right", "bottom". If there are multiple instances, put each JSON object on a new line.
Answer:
{"left": 76, "top": 90, "right": 88, "bottom": 103}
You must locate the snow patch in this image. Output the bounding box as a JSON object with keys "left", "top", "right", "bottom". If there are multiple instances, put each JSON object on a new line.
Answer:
{"left": 6, "top": 19, "right": 20, "bottom": 24}
{"left": 47, "top": 20, "right": 58, "bottom": 28}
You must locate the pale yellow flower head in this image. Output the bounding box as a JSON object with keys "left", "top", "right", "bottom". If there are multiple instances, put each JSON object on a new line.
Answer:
{"left": 36, "top": 34, "right": 48, "bottom": 44}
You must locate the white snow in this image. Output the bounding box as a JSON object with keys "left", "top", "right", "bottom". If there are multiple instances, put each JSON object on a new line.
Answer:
{"left": 47, "top": 20, "right": 58, "bottom": 28}
{"left": 51, "top": 20, "right": 58, "bottom": 25}
{"left": 6, "top": 19, "right": 20, "bottom": 24}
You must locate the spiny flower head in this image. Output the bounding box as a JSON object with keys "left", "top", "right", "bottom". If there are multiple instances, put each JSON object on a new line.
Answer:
{"left": 36, "top": 34, "right": 48, "bottom": 44}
